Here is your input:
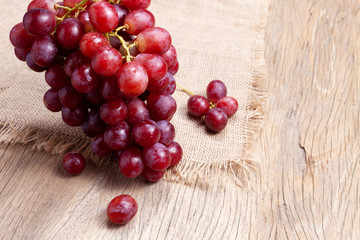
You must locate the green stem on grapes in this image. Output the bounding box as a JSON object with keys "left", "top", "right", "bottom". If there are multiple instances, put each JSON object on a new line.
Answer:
{"left": 104, "top": 33, "right": 110, "bottom": 41}
{"left": 109, "top": 32, "right": 133, "bottom": 62}
{"left": 209, "top": 102, "right": 216, "bottom": 109}
{"left": 115, "top": 24, "right": 129, "bottom": 32}
{"left": 56, "top": 0, "right": 90, "bottom": 24}
{"left": 108, "top": 25, "right": 133, "bottom": 62}
{"left": 54, "top": 4, "right": 71, "bottom": 11}
{"left": 118, "top": 35, "right": 133, "bottom": 62}
{"left": 128, "top": 42, "right": 138, "bottom": 49}
{"left": 176, "top": 84, "right": 195, "bottom": 96}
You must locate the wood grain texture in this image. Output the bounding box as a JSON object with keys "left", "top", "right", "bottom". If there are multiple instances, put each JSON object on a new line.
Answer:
{"left": 257, "top": 0, "right": 360, "bottom": 239}
{"left": 1, "top": 0, "right": 359, "bottom": 239}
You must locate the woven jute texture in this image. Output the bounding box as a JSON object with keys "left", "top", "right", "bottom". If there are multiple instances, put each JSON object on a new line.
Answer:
{"left": 0, "top": 0, "right": 268, "bottom": 185}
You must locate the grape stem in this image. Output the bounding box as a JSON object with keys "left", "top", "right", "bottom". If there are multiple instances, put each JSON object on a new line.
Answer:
{"left": 109, "top": 25, "right": 137, "bottom": 63}
{"left": 104, "top": 33, "right": 110, "bottom": 41}
{"left": 177, "top": 85, "right": 216, "bottom": 108}
{"left": 176, "top": 84, "right": 195, "bottom": 96}
{"left": 115, "top": 25, "right": 129, "bottom": 32}
{"left": 55, "top": 4, "right": 71, "bottom": 11}
{"left": 55, "top": 0, "right": 90, "bottom": 23}
{"left": 209, "top": 102, "right": 216, "bottom": 109}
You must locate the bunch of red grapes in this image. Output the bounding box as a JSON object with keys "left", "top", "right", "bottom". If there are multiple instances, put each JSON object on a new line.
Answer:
{"left": 9, "top": 0, "right": 183, "bottom": 224}
{"left": 9, "top": 0, "right": 182, "bottom": 181}
{"left": 187, "top": 80, "right": 239, "bottom": 132}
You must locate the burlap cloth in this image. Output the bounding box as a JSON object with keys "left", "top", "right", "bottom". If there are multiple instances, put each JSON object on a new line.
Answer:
{"left": 0, "top": 0, "right": 268, "bottom": 185}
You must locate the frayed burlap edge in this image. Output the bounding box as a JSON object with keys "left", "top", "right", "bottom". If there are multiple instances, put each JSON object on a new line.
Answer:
{"left": 165, "top": 1, "right": 269, "bottom": 187}
{"left": 0, "top": 1, "right": 269, "bottom": 187}
{"left": 0, "top": 122, "right": 109, "bottom": 166}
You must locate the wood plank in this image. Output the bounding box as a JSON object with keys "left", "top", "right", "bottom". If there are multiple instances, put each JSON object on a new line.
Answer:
{"left": 1, "top": 0, "right": 359, "bottom": 239}
{"left": 0, "top": 143, "right": 255, "bottom": 239}
{"left": 256, "top": 0, "right": 360, "bottom": 239}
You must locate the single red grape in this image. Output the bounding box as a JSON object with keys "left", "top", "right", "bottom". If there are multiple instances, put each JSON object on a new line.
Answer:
{"left": 124, "top": 9, "right": 155, "bottom": 35}
{"left": 71, "top": 64, "right": 100, "bottom": 94}
{"left": 132, "top": 119, "right": 160, "bottom": 147}
{"left": 58, "top": 85, "right": 85, "bottom": 109}
{"left": 204, "top": 108, "right": 228, "bottom": 132}
{"left": 62, "top": 152, "right": 86, "bottom": 175}
{"left": 92, "top": 134, "right": 112, "bottom": 157}
{"left": 23, "top": 8, "right": 55, "bottom": 36}
{"left": 100, "top": 99, "right": 128, "bottom": 125}
{"left": 161, "top": 45, "right": 177, "bottom": 69}
{"left": 61, "top": 107, "right": 88, "bottom": 126}
{"left": 9, "top": 23, "right": 36, "bottom": 49}
{"left": 215, "top": 96, "right": 238, "bottom": 117}
{"left": 121, "top": 0, "right": 150, "bottom": 10}
{"left": 56, "top": 18, "right": 85, "bottom": 50}
{"left": 135, "top": 53, "right": 167, "bottom": 81}
{"left": 30, "top": 35, "right": 58, "bottom": 67}
{"left": 118, "top": 148, "right": 144, "bottom": 178}
{"left": 107, "top": 195, "right": 138, "bottom": 225}
{"left": 147, "top": 93, "right": 177, "bottom": 121}
{"left": 143, "top": 143, "right": 170, "bottom": 171}
{"left": 104, "top": 122, "right": 131, "bottom": 151}
{"left": 45, "top": 64, "right": 70, "bottom": 89}
{"left": 126, "top": 98, "right": 150, "bottom": 126}
{"left": 206, "top": 80, "right": 227, "bottom": 103}
{"left": 79, "top": 32, "right": 110, "bottom": 58}
{"left": 91, "top": 46, "right": 123, "bottom": 77}
{"left": 117, "top": 62, "right": 148, "bottom": 97}
{"left": 157, "top": 120, "right": 175, "bottom": 146}
{"left": 136, "top": 27, "right": 171, "bottom": 55}
{"left": 167, "top": 141, "right": 183, "bottom": 167}
{"left": 43, "top": 88, "right": 62, "bottom": 112}
{"left": 187, "top": 95, "right": 210, "bottom": 117}
{"left": 88, "top": 1, "right": 118, "bottom": 33}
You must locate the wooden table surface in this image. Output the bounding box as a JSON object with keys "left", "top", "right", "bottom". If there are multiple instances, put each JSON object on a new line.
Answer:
{"left": 1, "top": 0, "right": 359, "bottom": 239}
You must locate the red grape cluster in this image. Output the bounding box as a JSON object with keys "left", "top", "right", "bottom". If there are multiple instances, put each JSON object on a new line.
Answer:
{"left": 187, "top": 80, "right": 239, "bottom": 132}
{"left": 9, "top": 0, "right": 183, "bottom": 182}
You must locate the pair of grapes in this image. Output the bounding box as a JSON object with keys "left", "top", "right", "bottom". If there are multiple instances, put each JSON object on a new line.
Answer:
{"left": 62, "top": 153, "right": 137, "bottom": 225}
{"left": 10, "top": 0, "right": 182, "bottom": 225}
{"left": 62, "top": 152, "right": 138, "bottom": 225}
{"left": 187, "top": 80, "right": 239, "bottom": 132}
